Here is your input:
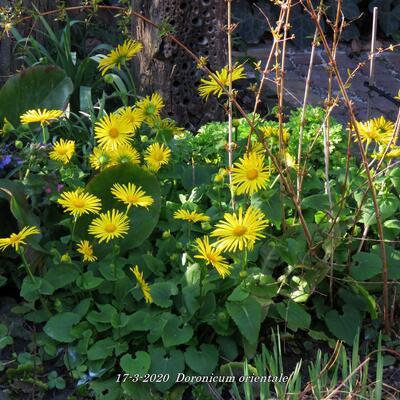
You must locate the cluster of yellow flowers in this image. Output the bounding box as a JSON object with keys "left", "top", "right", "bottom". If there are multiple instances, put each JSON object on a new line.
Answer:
{"left": 173, "top": 206, "right": 268, "bottom": 279}
{"left": 354, "top": 116, "right": 395, "bottom": 145}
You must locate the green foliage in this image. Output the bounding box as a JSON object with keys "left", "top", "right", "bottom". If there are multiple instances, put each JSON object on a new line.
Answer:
{"left": 0, "top": 65, "right": 73, "bottom": 127}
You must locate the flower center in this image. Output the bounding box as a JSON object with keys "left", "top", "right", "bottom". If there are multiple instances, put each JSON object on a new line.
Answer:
{"left": 233, "top": 225, "right": 247, "bottom": 236}
{"left": 145, "top": 105, "right": 156, "bottom": 116}
{"left": 9, "top": 234, "right": 21, "bottom": 243}
{"left": 73, "top": 199, "right": 85, "bottom": 208}
{"left": 109, "top": 128, "right": 120, "bottom": 138}
{"left": 127, "top": 195, "right": 139, "bottom": 203}
{"left": 246, "top": 169, "right": 259, "bottom": 180}
{"left": 105, "top": 223, "right": 117, "bottom": 233}
{"left": 153, "top": 152, "right": 164, "bottom": 162}
{"left": 207, "top": 253, "right": 217, "bottom": 263}
{"left": 57, "top": 148, "right": 68, "bottom": 155}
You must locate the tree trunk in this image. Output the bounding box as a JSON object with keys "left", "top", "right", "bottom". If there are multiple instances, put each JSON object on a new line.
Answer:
{"left": 131, "top": 0, "right": 227, "bottom": 130}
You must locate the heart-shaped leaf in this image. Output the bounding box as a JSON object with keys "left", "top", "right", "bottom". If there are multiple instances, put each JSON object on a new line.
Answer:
{"left": 184, "top": 344, "right": 218, "bottom": 375}
{"left": 325, "top": 305, "right": 362, "bottom": 345}
{"left": 149, "top": 346, "right": 184, "bottom": 391}
{"left": 43, "top": 312, "right": 80, "bottom": 343}
{"left": 162, "top": 316, "right": 193, "bottom": 347}
{"left": 120, "top": 351, "right": 151, "bottom": 376}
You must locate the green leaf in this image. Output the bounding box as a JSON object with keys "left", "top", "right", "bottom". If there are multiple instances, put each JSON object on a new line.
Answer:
{"left": 43, "top": 312, "right": 80, "bottom": 343}
{"left": 351, "top": 252, "right": 381, "bottom": 280}
{"left": 87, "top": 338, "right": 115, "bottom": 360}
{"left": 226, "top": 297, "right": 262, "bottom": 344}
{"left": 149, "top": 346, "right": 185, "bottom": 391}
{"left": 184, "top": 344, "right": 218, "bottom": 375}
{"left": 44, "top": 264, "right": 80, "bottom": 290}
{"left": 162, "top": 316, "right": 193, "bottom": 347}
{"left": 76, "top": 164, "right": 161, "bottom": 251}
{"left": 302, "top": 193, "right": 330, "bottom": 210}
{"left": 91, "top": 380, "right": 121, "bottom": 400}
{"left": 276, "top": 300, "right": 311, "bottom": 332}
{"left": 151, "top": 281, "right": 178, "bottom": 308}
{"left": 325, "top": 305, "right": 362, "bottom": 345}
{"left": 0, "top": 65, "right": 73, "bottom": 126}
{"left": 227, "top": 285, "right": 250, "bottom": 302}
{"left": 120, "top": 351, "right": 151, "bottom": 376}
{"left": 76, "top": 271, "right": 104, "bottom": 290}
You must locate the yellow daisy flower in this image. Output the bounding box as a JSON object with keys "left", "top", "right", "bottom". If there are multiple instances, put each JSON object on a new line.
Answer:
{"left": 354, "top": 120, "right": 392, "bottom": 145}
{"left": 89, "top": 147, "right": 112, "bottom": 170}
{"left": 94, "top": 113, "right": 134, "bottom": 151}
{"left": 194, "top": 236, "right": 231, "bottom": 278}
{"left": 370, "top": 116, "right": 395, "bottom": 136}
{"left": 372, "top": 146, "right": 400, "bottom": 159}
{"left": 173, "top": 209, "right": 210, "bottom": 223}
{"left": 282, "top": 151, "right": 299, "bottom": 171}
{"left": 214, "top": 168, "right": 228, "bottom": 183}
{"left": 144, "top": 143, "right": 171, "bottom": 172}
{"left": 153, "top": 118, "right": 185, "bottom": 137}
{"left": 130, "top": 265, "right": 153, "bottom": 304}
{"left": 211, "top": 206, "right": 268, "bottom": 252}
{"left": 109, "top": 144, "right": 140, "bottom": 166}
{"left": 20, "top": 109, "right": 63, "bottom": 126}
{"left": 111, "top": 182, "right": 154, "bottom": 210}
{"left": 98, "top": 39, "right": 143, "bottom": 75}
{"left": 0, "top": 226, "right": 40, "bottom": 252}
{"left": 231, "top": 152, "right": 270, "bottom": 195}
{"left": 198, "top": 64, "right": 246, "bottom": 100}
{"left": 116, "top": 106, "right": 144, "bottom": 131}
{"left": 60, "top": 253, "right": 71, "bottom": 263}
{"left": 260, "top": 125, "right": 290, "bottom": 142}
{"left": 49, "top": 139, "right": 75, "bottom": 164}
{"left": 88, "top": 209, "right": 129, "bottom": 243}
{"left": 136, "top": 93, "right": 164, "bottom": 125}
{"left": 77, "top": 240, "right": 97, "bottom": 262}
{"left": 57, "top": 189, "right": 102, "bottom": 219}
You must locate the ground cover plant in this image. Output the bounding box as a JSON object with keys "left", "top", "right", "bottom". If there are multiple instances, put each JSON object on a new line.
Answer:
{"left": 0, "top": 1, "right": 400, "bottom": 399}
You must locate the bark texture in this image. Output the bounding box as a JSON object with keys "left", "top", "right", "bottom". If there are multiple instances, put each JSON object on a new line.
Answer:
{"left": 131, "top": 0, "right": 227, "bottom": 129}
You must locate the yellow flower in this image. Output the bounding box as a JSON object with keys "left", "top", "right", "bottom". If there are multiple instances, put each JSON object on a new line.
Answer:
{"left": 88, "top": 209, "right": 129, "bottom": 243}
{"left": 60, "top": 253, "right": 72, "bottom": 263}
{"left": 370, "top": 116, "right": 395, "bottom": 137}
{"left": 372, "top": 147, "right": 400, "bottom": 159}
{"left": 153, "top": 118, "right": 185, "bottom": 137}
{"left": 211, "top": 206, "right": 268, "bottom": 252}
{"left": 111, "top": 182, "right": 154, "bottom": 210}
{"left": 20, "top": 109, "right": 63, "bottom": 126}
{"left": 77, "top": 240, "right": 97, "bottom": 262}
{"left": 117, "top": 106, "right": 144, "bottom": 131}
{"left": 58, "top": 189, "right": 102, "bottom": 219}
{"left": 260, "top": 125, "right": 290, "bottom": 142}
{"left": 199, "top": 64, "right": 246, "bottom": 100}
{"left": 130, "top": 265, "right": 153, "bottom": 303}
{"left": 94, "top": 113, "right": 134, "bottom": 151}
{"left": 0, "top": 226, "right": 40, "bottom": 252}
{"left": 282, "top": 151, "right": 299, "bottom": 171}
{"left": 89, "top": 147, "right": 112, "bottom": 170}
{"left": 214, "top": 168, "right": 228, "bottom": 183}
{"left": 354, "top": 120, "right": 392, "bottom": 145}
{"left": 98, "top": 39, "right": 143, "bottom": 75}
{"left": 173, "top": 209, "right": 210, "bottom": 223}
{"left": 194, "top": 236, "right": 231, "bottom": 278}
{"left": 232, "top": 152, "right": 270, "bottom": 195}
{"left": 109, "top": 144, "right": 140, "bottom": 166}
{"left": 144, "top": 143, "right": 171, "bottom": 171}
{"left": 136, "top": 93, "right": 164, "bottom": 125}
{"left": 49, "top": 139, "right": 75, "bottom": 164}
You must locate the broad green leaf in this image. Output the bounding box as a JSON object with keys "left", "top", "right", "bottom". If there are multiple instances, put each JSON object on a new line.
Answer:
{"left": 226, "top": 297, "right": 262, "bottom": 344}
{"left": 44, "top": 264, "right": 80, "bottom": 290}
{"left": 151, "top": 281, "right": 178, "bottom": 308}
{"left": 91, "top": 380, "right": 121, "bottom": 400}
{"left": 77, "top": 164, "right": 161, "bottom": 251}
{"left": 43, "top": 312, "right": 80, "bottom": 343}
{"left": 0, "top": 65, "right": 73, "bottom": 126}
{"left": 184, "top": 344, "right": 218, "bottom": 375}
{"left": 351, "top": 252, "right": 381, "bottom": 281}
{"left": 276, "top": 300, "right": 311, "bottom": 332}
{"left": 87, "top": 338, "right": 115, "bottom": 360}
{"left": 120, "top": 351, "right": 151, "bottom": 376}
{"left": 325, "top": 305, "right": 362, "bottom": 345}
{"left": 162, "top": 316, "right": 193, "bottom": 347}
{"left": 149, "top": 346, "right": 185, "bottom": 391}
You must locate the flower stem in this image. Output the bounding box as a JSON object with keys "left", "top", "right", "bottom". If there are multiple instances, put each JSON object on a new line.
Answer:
{"left": 242, "top": 248, "right": 248, "bottom": 272}
{"left": 20, "top": 250, "right": 35, "bottom": 283}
